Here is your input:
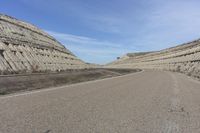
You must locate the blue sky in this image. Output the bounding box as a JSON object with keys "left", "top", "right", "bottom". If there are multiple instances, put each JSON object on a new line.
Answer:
{"left": 1, "top": 0, "right": 200, "bottom": 64}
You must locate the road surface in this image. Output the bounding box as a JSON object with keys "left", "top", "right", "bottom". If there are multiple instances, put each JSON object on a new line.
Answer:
{"left": 0, "top": 70, "right": 200, "bottom": 133}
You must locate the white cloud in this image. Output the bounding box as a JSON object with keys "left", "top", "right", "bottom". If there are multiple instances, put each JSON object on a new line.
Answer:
{"left": 20, "top": 0, "right": 200, "bottom": 64}
{"left": 46, "top": 30, "right": 133, "bottom": 64}
{"left": 46, "top": 30, "right": 124, "bottom": 48}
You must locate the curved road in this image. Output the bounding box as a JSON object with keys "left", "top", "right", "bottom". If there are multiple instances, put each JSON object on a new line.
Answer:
{"left": 0, "top": 70, "right": 200, "bottom": 133}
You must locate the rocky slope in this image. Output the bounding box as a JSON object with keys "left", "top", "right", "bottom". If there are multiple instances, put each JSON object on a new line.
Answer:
{"left": 0, "top": 14, "right": 89, "bottom": 74}
{"left": 107, "top": 39, "right": 200, "bottom": 79}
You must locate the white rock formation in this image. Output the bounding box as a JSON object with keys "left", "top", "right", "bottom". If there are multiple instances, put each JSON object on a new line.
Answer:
{"left": 0, "top": 14, "right": 89, "bottom": 74}
{"left": 107, "top": 40, "right": 200, "bottom": 78}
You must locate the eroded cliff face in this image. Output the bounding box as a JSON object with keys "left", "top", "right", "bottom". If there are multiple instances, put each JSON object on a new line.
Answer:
{"left": 0, "top": 14, "right": 88, "bottom": 74}
{"left": 108, "top": 40, "right": 200, "bottom": 78}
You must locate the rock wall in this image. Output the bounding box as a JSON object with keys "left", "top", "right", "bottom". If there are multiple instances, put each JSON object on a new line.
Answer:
{"left": 0, "top": 14, "right": 89, "bottom": 74}
{"left": 107, "top": 40, "right": 200, "bottom": 78}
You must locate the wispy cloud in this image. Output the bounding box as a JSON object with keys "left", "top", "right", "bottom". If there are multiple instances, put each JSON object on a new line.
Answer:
{"left": 46, "top": 30, "right": 123, "bottom": 48}
{"left": 46, "top": 30, "right": 133, "bottom": 64}
{"left": 11, "top": 0, "right": 200, "bottom": 64}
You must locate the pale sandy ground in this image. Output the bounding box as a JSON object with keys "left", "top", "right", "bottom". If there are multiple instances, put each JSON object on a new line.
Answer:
{"left": 0, "top": 70, "right": 200, "bottom": 133}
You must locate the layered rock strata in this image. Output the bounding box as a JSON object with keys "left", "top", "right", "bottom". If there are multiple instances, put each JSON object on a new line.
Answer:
{"left": 108, "top": 40, "right": 200, "bottom": 78}
{"left": 0, "top": 14, "right": 88, "bottom": 74}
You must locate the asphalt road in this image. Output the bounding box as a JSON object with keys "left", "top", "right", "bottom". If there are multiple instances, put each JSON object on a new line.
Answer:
{"left": 0, "top": 70, "right": 200, "bottom": 133}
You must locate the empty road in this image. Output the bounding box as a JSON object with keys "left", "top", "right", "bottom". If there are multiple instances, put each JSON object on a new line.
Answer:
{"left": 0, "top": 70, "right": 200, "bottom": 133}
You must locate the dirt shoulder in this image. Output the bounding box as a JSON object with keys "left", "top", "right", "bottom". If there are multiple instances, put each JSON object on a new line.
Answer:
{"left": 0, "top": 68, "right": 141, "bottom": 95}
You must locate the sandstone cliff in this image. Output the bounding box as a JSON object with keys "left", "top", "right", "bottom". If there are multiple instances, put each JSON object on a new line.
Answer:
{"left": 107, "top": 40, "right": 200, "bottom": 79}
{"left": 0, "top": 14, "right": 89, "bottom": 74}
